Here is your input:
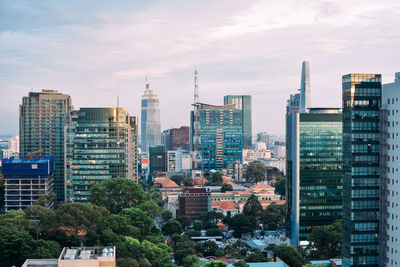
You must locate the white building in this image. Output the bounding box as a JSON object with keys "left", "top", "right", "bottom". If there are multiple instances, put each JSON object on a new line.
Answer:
{"left": 242, "top": 149, "right": 271, "bottom": 163}
{"left": 260, "top": 158, "right": 286, "bottom": 175}
{"left": 167, "top": 149, "right": 192, "bottom": 173}
{"left": 382, "top": 72, "right": 400, "bottom": 267}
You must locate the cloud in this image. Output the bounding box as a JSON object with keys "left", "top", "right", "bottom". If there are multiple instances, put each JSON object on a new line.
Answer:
{"left": 1, "top": 0, "right": 400, "bottom": 136}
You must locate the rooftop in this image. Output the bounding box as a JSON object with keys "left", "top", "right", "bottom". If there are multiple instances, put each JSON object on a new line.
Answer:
{"left": 60, "top": 246, "right": 115, "bottom": 260}
{"left": 154, "top": 178, "right": 179, "bottom": 188}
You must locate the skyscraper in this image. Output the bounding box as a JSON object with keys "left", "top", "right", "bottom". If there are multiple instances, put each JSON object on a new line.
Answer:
{"left": 257, "top": 132, "right": 270, "bottom": 149}
{"left": 190, "top": 103, "right": 243, "bottom": 170}
{"left": 380, "top": 72, "right": 400, "bottom": 267}
{"left": 66, "top": 108, "right": 138, "bottom": 202}
{"left": 342, "top": 74, "right": 381, "bottom": 267}
{"left": 299, "top": 61, "right": 311, "bottom": 113}
{"left": 286, "top": 108, "right": 342, "bottom": 244}
{"left": 224, "top": 95, "right": 252, "bottom": 148}
{"left": 141, "top": 81, "right": 161, "bottom": 152}
{"left": 20, "top": 90, "right": 72, "bottom": 202}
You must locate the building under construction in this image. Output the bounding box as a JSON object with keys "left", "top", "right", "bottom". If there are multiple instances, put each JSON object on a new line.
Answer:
{"left": 1, "top": 156, "right": 55, "bottom": 211}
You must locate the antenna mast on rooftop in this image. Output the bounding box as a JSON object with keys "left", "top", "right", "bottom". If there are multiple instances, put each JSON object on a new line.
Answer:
{"left": 192, "top": 67, "right": 203, "bottom": 179}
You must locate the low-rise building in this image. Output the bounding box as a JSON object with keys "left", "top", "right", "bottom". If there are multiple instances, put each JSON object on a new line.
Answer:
{"left": 2, "top": 156, "right": 55, "bottom": 211}
{"left": 22, "top": 246, "right": 116, "bottom": 267}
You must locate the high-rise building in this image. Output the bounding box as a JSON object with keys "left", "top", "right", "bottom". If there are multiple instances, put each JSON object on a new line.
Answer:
{"left": 224, "top": 95, "right": 252, "bottom": 148}
{"left": 257, "top": 132, "right": 270, "bottom": 149}
{"left": 66, "top": 108, "right": 138, "bottom": 202}
{"left": 149, "top": 145, "right": 167, "bottom": 175}
{"left": 287, "top": 93, "right": 300, "bottom": 114}
{"left": 190, "top": 103, "right": 243, "bottom": 170}
{"left": 380, "top": 72, "right": 400, "bottom": 267}
{"left": 170, "top": 126, "right": 190, "bottom": 150}
{"left": 342, "top": 74, "right": 382, "bottom": 267}
{"left": 20, "top": 90, "right": 72, "bottom": 202}
{"left": 2, "top": 156, "right": 55, "bottom": 211}
{"left": 299, "top": 61, "right": 311, "bottom": 113}
{"left": 141, "top": 81, "right": 161, "bottom": 152}
{"left": 286, "top": 108, "right": 342, "bottom": 244}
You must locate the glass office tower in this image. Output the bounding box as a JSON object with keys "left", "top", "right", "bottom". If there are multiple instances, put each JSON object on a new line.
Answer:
{"left": 287, "top": 108, "right": 342, "bottom": 244}
{"left": 342, "top": 74, "right": 381, "bottom": 267}
{"left": 20, "top": 90, "right": 72, "bottom": 202}
{"left": 224, "top": 95, "right": 252, "bottom": 148}
{"left": 66, "top": 108, "right": 138, "bottom": 202}
{"left": 190, "top": 103, "right": 242, "bottom": 170}
{"left": 141, "top": 82, "right": 161, "bottom": 152}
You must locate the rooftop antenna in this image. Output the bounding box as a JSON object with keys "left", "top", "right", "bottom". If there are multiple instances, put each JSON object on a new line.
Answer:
{"left": 192, "top": 66, "right": 203, "bottom": 181}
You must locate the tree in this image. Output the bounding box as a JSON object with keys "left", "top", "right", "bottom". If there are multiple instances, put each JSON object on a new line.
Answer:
{"left": 162, "top": 220, "right": 183, "bottom": 236}
{"left": 137, "top": 201, "right": 161, "bottom": 219}
{"left": 120, "top": 208, "right": 154, "bottom": 237}
{"left": 307, "top": 220, "right": 342, "bottom": 260}
{"left": 246, "top": 161, "right": 266, "bottom": 183}
{"left": 36, "top": 193, "right": 56, "bottom": 207}
{"left": 207, "top": 172, "right": 223, "bottom": 186}
{"left": 170, "top": 175, "right": 185, "bottom": 185}
{"left": 202, "top": 240, "right": 219, "bottom": 256}
{"left": 25, "top": 205, "right": 56, "bottom": 240}
{"left": 201, "top": 211, "right": 224, "bottom": 225}
{"left": 89, "top": 177, "right": 148, "bottom": 213}
{"left": 221, "top": 183, "right": 233, "bottom": 193}
{"left": 226, "top": 214, "right": 256, "bottom": 238}
{"left": 117, "top": 258, "right": 140, "bottom": 267}
{"left": 206, "top": 228, "right": 224, "bottom": 237}
{"left": 234, "top": 260, "right": 249, "bottom": 267}
{"left": 160, "top": 209, "right": 172, "bottom": 221}
{"left": 175, "top": 248, "right": 197, "bottom": 266}
{"left": 183, "top": 177, "right": 193, "bottom": 186}
{"left": 183, "top": 254, "right": 200, "bottom": 267}
{"left": 202, "top": 261, "right": 227, "bottom": 267}
{"left": 243, "top": 194, "right": 263, "bottom": 216}
{"left": 273, "top": 245, "right": 305, "bottom": 267}
{"left": 245, "top": 251, "right": 267, "bottom": 262}
{"left": 230, "top": 240, "right": 249, "bottom": 257}
{"left": 274, "top": 176, "right": 286, "bottom": 197}
{"left": 176, "top": 216, "right": 192, "bottom": 228}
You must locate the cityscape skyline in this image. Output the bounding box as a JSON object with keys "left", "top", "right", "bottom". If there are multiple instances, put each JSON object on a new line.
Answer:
{"left": 2, "top": 1, "right": 400, "bottom": 135}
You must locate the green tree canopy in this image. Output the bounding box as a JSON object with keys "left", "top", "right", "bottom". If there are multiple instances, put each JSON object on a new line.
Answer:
{"left": 162, "top": 220, "right": 183, "bottom": 236}
{"left": 183, "top": 254, "right": 200, "bottom": 267}
{"left": 274, "top": 176, "right": 286, "bottom": 196}
{"left": 120, "top": 208, "right": 153, "bottom": 237}
{"left": 170, "top": 175, "right": 185, "bottom": 185}
{"left": 246, "top": 161, "right": 266, "bottom": 183}
{"left": 221, "top": 183, "right": 233, "bottom": 193}
{"left": 202, "top": 261, "right": 227, "bottom": 267}
{"left": 207, "top": 172, "right": 223, "bottom": 186}
{"left": 307, "top": 220, "right": 342, "bottom": 260}
{"left": 226, "top": 214, "right": 257, "bottom": 238}
{"left": 273, "top": 245, "right": 305, "bottom": 267}
{"left": 160, "top": 209, "right": 173, "bottom": 221}
{"left": 243, "top": 194, "right": 263, "bottom": 217}
{"left": 183, "top": 177, "right": 193, "bottom": 186}
{"left": 245, "top": 251, "right": 267, "bottom": 262}
{"left": 89, "top": 177, "right": 148, "bottom": 213}
{"left": 233, "top": 260, "right": 250, "bottom": 267}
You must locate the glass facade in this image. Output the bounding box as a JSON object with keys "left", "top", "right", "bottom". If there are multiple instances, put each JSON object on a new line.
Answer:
{"left": 298, "top": 112, "right": 342, "bottom": 240}
{"left": 20, "top": 90, "right": 72, "bottom": 202}
{"left": 191, "top": 103, "right": 243, "bottom": 170}
{"left": 286, "top": 108, "right": 342, "bottom": 244}
{"left": 141, "top": 83, "right": 161, "bottom": 152}
{"left": 224, "top": 95, "right": 252, "bottom": 148}
{"left": 66, "top": 108, "right": 138, "bottom": 202}
{"left": 342, "top": 74, "right": 382, "bottom": 267}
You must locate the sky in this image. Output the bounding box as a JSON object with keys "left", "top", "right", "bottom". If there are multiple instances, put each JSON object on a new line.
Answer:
{"left": 1, "top": 0, "right": 400, "bottom": 136}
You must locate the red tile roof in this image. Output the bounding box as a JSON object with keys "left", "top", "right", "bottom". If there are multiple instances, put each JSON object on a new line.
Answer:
{"left": 222, "top": 176, "right": 237, "bottom": 186}
{"left": 154, "top": 178, "right": 179, "bottom": 188}
{"left": 193, "top": 177, "right": 208, "bottom": 185}
{"left": 212, "top": 201, "right": 239, "bottom": 210}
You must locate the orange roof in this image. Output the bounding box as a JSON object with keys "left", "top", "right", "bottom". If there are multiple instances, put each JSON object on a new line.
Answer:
{"left": 222, "top": 176, "right": 237, "bottom": 186}
{"left": 154, "top": 178, "right": 179, "bottom": 188}
{"left": 212, "top": 201, "right": 239, "bottom": 210}
{"left": 49, "top": 226, "right": 87, "bottom": 237}
{"left": 193, "top": 177, "right": 208, "bottom": 185}
{"left": 250, "top": 181, "right": 275, "bottom": 191}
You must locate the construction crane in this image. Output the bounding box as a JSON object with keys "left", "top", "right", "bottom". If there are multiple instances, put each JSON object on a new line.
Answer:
{"left": 29, "top": 149, "right": 44, "bottom": 159}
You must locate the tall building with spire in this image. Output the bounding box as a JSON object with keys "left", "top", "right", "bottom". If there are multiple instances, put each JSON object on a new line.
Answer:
{"left": 299, "top": 61, "right": 311, "bottom": 113}
{"left": 141, "top": 80, "right": 161, "bottom": 152}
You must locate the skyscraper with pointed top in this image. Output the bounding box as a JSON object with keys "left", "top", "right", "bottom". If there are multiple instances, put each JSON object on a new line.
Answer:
{"left": 299, "top": 61, "right": 311, "bottom": 113}
{"left": 141, "top": 80, "right": 161, "bottom": 152}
